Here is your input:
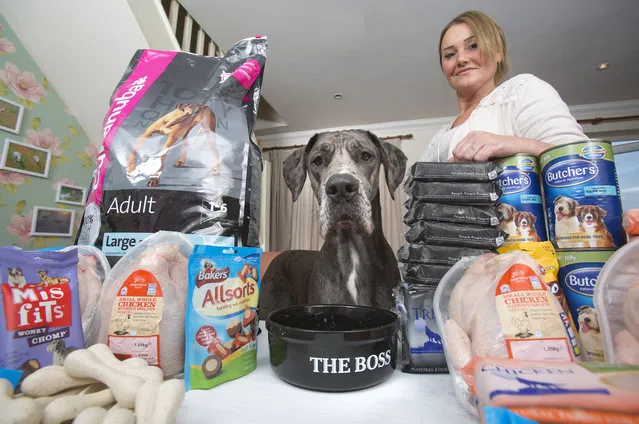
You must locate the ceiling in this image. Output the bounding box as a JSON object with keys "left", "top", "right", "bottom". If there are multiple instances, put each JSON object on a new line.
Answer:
{"left": 180, "top": 0, "right": 639, "bottom": 137}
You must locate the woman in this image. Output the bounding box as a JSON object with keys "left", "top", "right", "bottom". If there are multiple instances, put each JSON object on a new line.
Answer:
{"left": 421, "top": 10, "right": 586, "bottom": 162}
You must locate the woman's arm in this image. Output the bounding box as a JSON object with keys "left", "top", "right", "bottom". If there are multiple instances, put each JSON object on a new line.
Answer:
{"left": 451, "top": 75, "right": 586, "bottom": 161}
{"left": 450, "top": 131, "right": 549, "bottom": 161}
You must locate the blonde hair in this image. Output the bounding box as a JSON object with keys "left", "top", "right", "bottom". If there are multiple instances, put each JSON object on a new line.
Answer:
{"left": 439, "top": 10, "right": 509, "bottom": 85}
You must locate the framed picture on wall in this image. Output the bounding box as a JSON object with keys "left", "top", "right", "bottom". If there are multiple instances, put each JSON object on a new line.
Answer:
{"left": 30, "top": 206, "right": 76, "bottom": 237}
{"left": 55, "top": 183, "right": 87, "bottom": 206}
{"left": 0, "top": 138, "right": 51, "bottom": 178}
{"left": 0, "top": 96, "right": 25, "bottom": 134}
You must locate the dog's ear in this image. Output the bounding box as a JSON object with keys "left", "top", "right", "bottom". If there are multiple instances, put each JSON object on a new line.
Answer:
{"left": 366, "top": 131, "right": 407, "bottom": 200}
{"left": 569, "top": 198, "right": 579, "bottom": 210}
{"left": 577, "top": 305, "right": 589, "bottom": 313}
{"left": 531, "top": 214, "right": 537, "bottom": 224}
{"left": 597, "top": 206, "right": 608, "bottom": 218}
{"left": 554, "top": 196, "right": 563, "bottom": 205}
{"left": 513, "top": 212, "right": 519, "bottom": 223}
{"left": 283, "top": 134, "right": 319, "bottom": 202}
{"left": 575, "top": 206, "right": 582, "bottom": 217}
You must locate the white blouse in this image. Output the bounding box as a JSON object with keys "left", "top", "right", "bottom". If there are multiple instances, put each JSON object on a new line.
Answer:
{"left": 420, "top": 74, "right": 587, "bottom": 162}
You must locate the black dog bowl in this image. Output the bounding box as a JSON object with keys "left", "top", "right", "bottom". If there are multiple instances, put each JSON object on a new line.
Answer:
{"left": 265, "top": 304, "right": 399, "bottom": 392}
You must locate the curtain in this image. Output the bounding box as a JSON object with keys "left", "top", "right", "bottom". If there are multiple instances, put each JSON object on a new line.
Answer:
{"left": 262, "top": 142, "right": 406, "bottom": 256}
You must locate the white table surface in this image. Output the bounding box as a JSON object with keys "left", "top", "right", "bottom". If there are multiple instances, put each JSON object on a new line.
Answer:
{"left": 177, "top": 322, "right": 479, "bottom": 424}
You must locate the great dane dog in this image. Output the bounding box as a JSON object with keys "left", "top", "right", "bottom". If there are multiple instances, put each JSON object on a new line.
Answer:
{"left": 259, "top": 130, "right": 407, "bottom": 318}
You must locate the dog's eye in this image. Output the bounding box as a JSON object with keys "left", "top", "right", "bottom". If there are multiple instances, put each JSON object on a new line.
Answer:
{"left": 361, "top": 152, "right": 372, "bottom": 161}
{"left": 311, "top": 156, "right": 323, "bottom": 166}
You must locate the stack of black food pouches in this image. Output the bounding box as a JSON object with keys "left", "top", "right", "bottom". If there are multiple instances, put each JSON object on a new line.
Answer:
{"left": 395, "top": 161, "right": 507, "bottom": 373}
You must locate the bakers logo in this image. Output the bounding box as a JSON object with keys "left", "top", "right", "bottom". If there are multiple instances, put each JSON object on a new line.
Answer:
{"left": 196, "top": 265, "right": 231, "bottom": 287}
{"left": 579, "top": 144, "right": 607, "bottom": 160}
{"left": 497, "top": 170, "right": 531, "bottom": 194}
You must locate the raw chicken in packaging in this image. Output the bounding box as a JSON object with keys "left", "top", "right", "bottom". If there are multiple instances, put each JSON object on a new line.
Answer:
{"left": 185, "top": 245, "right": 261, "bottom": 390}
{"left": 43, "top": 245, "right": 111, "bottom": 346}
{"left": 0, "top": 248, "right": 84, "bottom": 377}
{"left": 595, "top": 238, "right": 639, "bottom": 365}
{"left": 433, "top": 251, "right": 582, "bottom": 415}
{"left": 474, "top": 357, "right": 639, "bottom": 424}
{"left": 95, "top": 231, "right": 192, "bottom": 377}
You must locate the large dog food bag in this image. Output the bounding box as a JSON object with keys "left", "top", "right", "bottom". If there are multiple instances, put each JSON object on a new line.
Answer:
{"left": 76, "top": 37, "right": 268, "bottom": 264}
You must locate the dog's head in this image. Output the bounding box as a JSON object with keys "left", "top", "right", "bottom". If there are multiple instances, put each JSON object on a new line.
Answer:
{"left": 176, "top": 103, "right": 203, "bottom": 114}
{"left": 496, "top": 203, "right": 516, "bottom": 223}
{"left": 577, "top": 305, "right": 600, "bottom": 333}
{"left": 283, "top": 130, "right": 407, "bottom": 237}
{"left": 8, "top": 267, "right": 24, "bottom": 279}
{"left": 514, "top": 211, "right": 536, "bottom": 230}
{"left": 38, "top": 270, "right": 47, "bottom": 279}
{"left": 576, "top": 205, "right": 607, "bottom": 227}
{"left": 554, "top": 196, "right": 579, "bottom": 221}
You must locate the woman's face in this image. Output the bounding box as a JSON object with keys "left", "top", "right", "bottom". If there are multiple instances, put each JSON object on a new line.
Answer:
{"left": 440, "top": 23, "right": 500, "bottom": 93}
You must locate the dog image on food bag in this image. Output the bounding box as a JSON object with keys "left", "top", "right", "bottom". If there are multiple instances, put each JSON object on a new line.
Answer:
{"left": 38, "top": 270, "right": 70, "bottom": 286}
{"left": 553, "top": 196, "right": 582, "bottom": 248}
{"left": 127, "top": 103, "right": 219, "bottom": 187}
{"left": 7, "top": 267, "right": 27, "bottom": 288}
{"left": 576, "top": 205, "right": 615, "bottom": 248}
{"left": 577, "top": 305, "right": 603, "bottom": 359}
{"left": 514, "top": 211, "right": 540, "bottom": 242}
{"left": 496, "top": 202, "right": 517, "bottom": 236}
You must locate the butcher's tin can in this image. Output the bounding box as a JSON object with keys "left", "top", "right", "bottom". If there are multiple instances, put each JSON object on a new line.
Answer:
{"left": 495, "top": 155, "right": 547, "bottom": 246}
{"left": 557, "top": 249, "right": 615, "bottom": 362}
{"left": 539, "top": 140, "right": 626, "bottom": 250}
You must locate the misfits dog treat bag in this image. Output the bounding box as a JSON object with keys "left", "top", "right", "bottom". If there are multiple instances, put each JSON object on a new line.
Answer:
{"left": 0, "top": 248, "right": 83, "bottom": 375}
{"left": 185, "top": 245, "right": 261, "bottom": 390}
{"left": 76, "top": 37, "right": 268, "bottom": 264}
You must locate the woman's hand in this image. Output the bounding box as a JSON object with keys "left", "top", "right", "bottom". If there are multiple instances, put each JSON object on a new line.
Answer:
{"left": 449, "top": 131, "right": 550, "bottom": 162}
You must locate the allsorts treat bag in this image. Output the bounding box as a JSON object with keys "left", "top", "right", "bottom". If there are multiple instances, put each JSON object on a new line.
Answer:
{"left": 395, "top": 283, "right": 447, "bottom": 373}
{"left": 76, "top": 37, "right": 268, "bottom": 265}
{"left": 185, "top": 245, "right": 261, "bottom": 390}
{"left": 0, "top": 248, "right": 83, "bottom": 377}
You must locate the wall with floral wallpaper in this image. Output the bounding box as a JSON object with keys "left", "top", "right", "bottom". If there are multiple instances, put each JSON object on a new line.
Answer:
{"left": 0, "top": 15, "right": 100, "bottom": 249}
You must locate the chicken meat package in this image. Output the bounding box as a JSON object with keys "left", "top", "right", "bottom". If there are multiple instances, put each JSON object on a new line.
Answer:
{"left": 95, "top": 231, "right": 193, "bottom": 377}
{"left": 41, "top": 245, "right": 111, "bottom": 346}
{"left": 594, "top": 238, "right": 639, "bottom": 366}
{"left": 185, "top": 245, "right": 261, "bottom": 390}
{"left": 75, "top": 36, "right": 268, "bottom": 265}
{"left": 474, "top": 357, "right": 639, "bottom": 424}
{"left": 433, "top": 251, "right": 582, "bottom": 415}
{"left": 0, "top": 248, "right": 84, "bottom": 377}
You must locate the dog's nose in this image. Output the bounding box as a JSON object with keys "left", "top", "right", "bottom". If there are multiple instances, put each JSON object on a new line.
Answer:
{"left": 325, "top": 173, "right": 359, "bottom": 202}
